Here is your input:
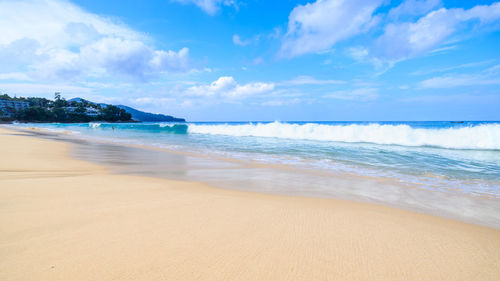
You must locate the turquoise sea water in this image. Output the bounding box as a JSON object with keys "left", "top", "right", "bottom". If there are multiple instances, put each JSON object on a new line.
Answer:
{"left": 12, "top": 121, "right": 500, "bottom": 198}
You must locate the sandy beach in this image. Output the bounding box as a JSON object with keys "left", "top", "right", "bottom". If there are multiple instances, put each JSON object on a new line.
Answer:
{"left": 1, "top": 127, "right": 499, "bottom": 280}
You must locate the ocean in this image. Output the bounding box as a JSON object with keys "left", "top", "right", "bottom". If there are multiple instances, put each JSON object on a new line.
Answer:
{"left": 13, "top": 121, "right": 500, "bottom": 196}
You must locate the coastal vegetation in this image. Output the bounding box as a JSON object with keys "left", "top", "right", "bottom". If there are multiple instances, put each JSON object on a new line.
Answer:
{"left": 0, "top": 93, "right": 132, "bottom": 123}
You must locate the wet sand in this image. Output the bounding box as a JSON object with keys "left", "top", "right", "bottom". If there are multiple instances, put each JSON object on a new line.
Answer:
{"left": 1, "top": 127, "right": 500, "bottom": 280}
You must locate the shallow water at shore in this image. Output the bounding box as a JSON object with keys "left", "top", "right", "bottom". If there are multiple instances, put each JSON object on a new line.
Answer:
{"left": 9, "top": 121, "right": 500, "bottom": 199}
{"left": 11, "top": 127, "right": 500, "bottom": 229}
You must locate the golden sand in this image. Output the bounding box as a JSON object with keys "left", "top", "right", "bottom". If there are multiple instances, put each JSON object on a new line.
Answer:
{"left": 0, "top": 128, "right": 499, "bottom": 280}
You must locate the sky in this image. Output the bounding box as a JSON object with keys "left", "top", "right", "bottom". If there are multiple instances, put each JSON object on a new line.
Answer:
{"left": 0, "top": 0, "right": 500, "bottom": 121}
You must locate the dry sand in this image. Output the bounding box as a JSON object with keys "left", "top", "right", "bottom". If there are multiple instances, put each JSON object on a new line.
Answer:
{"left": 1, "top": 127, "right": 499, "bottom": 280}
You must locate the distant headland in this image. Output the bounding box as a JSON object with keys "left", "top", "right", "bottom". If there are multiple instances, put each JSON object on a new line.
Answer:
{"left": 0, "top": 93, "right": 185, "bottom": 123}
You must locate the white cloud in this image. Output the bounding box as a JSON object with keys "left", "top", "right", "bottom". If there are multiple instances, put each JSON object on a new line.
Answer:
{"left": 131, "top": 97, "right": 180, "bottom": 112}
{"left": 233, "top": 29, "right": 278, "bottom": 47}
{"left": 419, "top": 63, "right": 500, "bottom": 88}
{"left": 78, "top": 38, "right": 189, "bottom": 80}
{"left": 428, "top": 45, "right": 457, "bottom": 54}
{"left": 262, "top": 98, "right": 301, "bottom": 106}
{"left": 185, "top": 76, "right": 275, "bottom": 98}
{"left": 323, "top": 88, "right": 379, "bottom": 101}
{"left": 0, "top": 0, "right": 191, "bottom": 82}
{"left": 373, "top": 2, "right": 500, "bottom": 61}
{"left": 345, "top": 46, "right": 385, "bottom": 68}
{"left": 419, "top": 74, "right": 500, "bottom": 88}
{"left": 280, "top": 0, "right": 500, "bottom": 67}
{"left": 282, "top": 76, "right": 345, "bottom": 86}
{"left": 0, "top": 0, "right": 141, "bottom": 47}
{"left": 232, "top": 34, "right": 250, "bottom": 46}
{"left": 374, "top": 9, "right": 456, "bottom": 60}
{"left": 486, "top": 64, "right": 500, "bottom": 73}
{"left": 346, "top": 47, "right": 370, "bottom": 61}
{"left": 252, "top": 57, "right": 264, "bottom": 65}
{"left": 280, "top": 0, "right": 384, "bottom": 57}
{"left": 410, "top": 60, "right": 494, "bottom": 75}
{"left": 171, "top": 0, "right": 236, "bottom": 15}
{"left": 398, "top": 93, "right": 496, "bottom": 103}
{"left": 0, "top": 83, "right": 92, "bottom": 96}
{"left": 388, "top": 0, "right": 442, "bottom": 20}
{"left": 465, "top": 2, "right": 500, "bottom": 22}
{"left": 0, "top": 73, "right": 33, "bottom": 81}
{"left": 268, "top": 27, "right": 282, "bottom": 40}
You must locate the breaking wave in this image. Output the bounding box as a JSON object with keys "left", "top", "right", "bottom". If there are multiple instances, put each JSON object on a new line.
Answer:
{"left": 188, "top": 122, "right": 500, "bottom": 150}
{"left": 89, "top": 122, "right": 102, "bottom": 128}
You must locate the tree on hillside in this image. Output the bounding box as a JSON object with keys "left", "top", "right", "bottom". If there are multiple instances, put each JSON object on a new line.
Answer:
{"left": 0, "top": 94, "right": 12, "bottom": 100}
{"left": 26, "top": 97, "right": 52, "bottom": 107}
{"left": 53, "top": 92, "right": 68, "bottom": 108}
{"left": 100, "top": 105, "right": 132, "bottom": 122}
{"left": 52, "top": 107, "right": 67, "bottom": 122}
{"left": 15, "top": 107, "right": 54, "bottom": 122}
{"left": 75, "top": 105, "right": 86, "bottom": 114}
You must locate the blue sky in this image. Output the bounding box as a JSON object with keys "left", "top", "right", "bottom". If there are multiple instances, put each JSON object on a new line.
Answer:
{"left": 0, "top": 0, "right": 500, "bottom": 121}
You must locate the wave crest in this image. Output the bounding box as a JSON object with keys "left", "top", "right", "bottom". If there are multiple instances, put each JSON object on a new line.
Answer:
{"left": 188, "top": 122, "right": 500, "bottom": 150}
{"left": 89, "top": 123, "right": 101, "bottom": 128}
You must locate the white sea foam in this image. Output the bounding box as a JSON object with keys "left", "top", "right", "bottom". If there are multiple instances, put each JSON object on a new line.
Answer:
{"left": 159, "top": 123, "right": 176, "bottom": 128}
{"left": 188, "top": 122, "right": 500, "bottom": 150}
{"left": 89, "top": 123, "right": 101, "bottom": 128}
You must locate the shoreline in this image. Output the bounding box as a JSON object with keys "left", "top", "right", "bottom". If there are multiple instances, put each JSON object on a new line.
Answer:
{"left": 7, "top": 125, "right": 500, "bottom": 229}
{"left": 1, "top": 127, "right": 500, "bottom": 280}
